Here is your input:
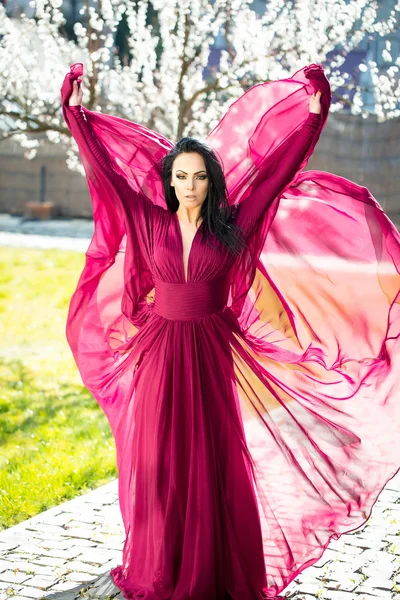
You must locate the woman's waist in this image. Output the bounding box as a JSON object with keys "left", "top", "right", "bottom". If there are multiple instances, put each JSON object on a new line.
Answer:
{"left": 153, "top": 276, "right": 230, "bottom": 321}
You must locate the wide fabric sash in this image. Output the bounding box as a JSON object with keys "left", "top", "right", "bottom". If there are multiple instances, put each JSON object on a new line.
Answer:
{"left": 153, "top": 277, "right": 229, "bottom": 320}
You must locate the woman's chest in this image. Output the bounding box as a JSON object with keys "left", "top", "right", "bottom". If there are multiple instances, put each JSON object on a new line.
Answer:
{"left": 152, "top": 214, "right": 231, "bottom": 283}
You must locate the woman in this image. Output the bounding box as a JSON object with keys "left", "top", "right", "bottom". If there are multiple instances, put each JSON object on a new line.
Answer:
{"left": 60, "top": 63, "right": 400, "bottom": 599}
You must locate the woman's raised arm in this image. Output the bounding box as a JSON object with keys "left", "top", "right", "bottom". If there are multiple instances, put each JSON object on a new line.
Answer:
{"left": 235, "top": 107, "right": 321, "bottom": 238}
{"left": 67, "top": 103, "right": 138, "bottom": 205}
{"left": 62, "top": 73, "right": 154, "bottom": 233}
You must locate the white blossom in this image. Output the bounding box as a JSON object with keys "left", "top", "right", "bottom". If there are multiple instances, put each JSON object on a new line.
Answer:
{"left": 0, "top": 0, "right": 398, "bottom": 169}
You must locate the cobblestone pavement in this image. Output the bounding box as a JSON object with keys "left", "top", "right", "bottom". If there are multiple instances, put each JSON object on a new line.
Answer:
{"left": 1, "top": 215, "right": 400, "bottom": 599}
{"left": 0, "top": 473, "right": 399, "bottom": 600}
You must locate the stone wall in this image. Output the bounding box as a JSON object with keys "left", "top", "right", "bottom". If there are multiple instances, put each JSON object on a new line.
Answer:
{"left": 307, "top": 112, "right": 399, "bottom": 226}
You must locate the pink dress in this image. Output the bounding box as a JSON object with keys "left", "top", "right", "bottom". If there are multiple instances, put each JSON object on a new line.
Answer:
{"left": 61, "top": 63, "right": 400, "bottom": 599}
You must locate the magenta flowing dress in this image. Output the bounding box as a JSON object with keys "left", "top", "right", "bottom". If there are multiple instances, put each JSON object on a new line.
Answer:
{"left": 60, "top": 63, "right": 400, "bottom": 600}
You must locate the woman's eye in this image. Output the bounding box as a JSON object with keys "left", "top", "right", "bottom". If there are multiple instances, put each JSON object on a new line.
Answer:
{"left": 176, "top": 175, "right": 207, "bottom": 180}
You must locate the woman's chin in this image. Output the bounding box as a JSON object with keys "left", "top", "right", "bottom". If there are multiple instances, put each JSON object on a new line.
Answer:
{"left": 179, "top": 198, "right": 204, "bottom": 209}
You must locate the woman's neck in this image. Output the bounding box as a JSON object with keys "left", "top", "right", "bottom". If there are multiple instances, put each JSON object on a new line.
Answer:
{"left": 176, "top": 206, "right": 203, "bottom": 226}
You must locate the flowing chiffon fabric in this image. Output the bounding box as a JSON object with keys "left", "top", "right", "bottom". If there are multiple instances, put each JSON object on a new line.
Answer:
{"left": 61, "top": 63, "right": 400, "bottom": 599}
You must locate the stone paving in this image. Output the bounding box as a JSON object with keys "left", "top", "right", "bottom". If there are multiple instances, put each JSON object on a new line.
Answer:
{"left": 0, "top": 213, "right": 94, "bottom": 239}
{"left": 0, "top": 480, "right": 124, "bottom": 600}
{"left": 1, "top": 213, "right": 400, "bottom": 599}
{"left": 0, "top": 213, "right": 92, "bottom": 252}
{"left": 0, "top": 473, "right": 399, "bottom": 600}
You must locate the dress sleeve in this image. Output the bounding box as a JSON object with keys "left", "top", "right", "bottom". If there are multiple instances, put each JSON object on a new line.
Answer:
{"left": 68, "top": 104, "right": 159, "bottom": 238}
{"left": 235, "top": 112, "right": 321, "bottom": 237}
{"left": 67, "top": 104, "right": 145, "bottom": 219}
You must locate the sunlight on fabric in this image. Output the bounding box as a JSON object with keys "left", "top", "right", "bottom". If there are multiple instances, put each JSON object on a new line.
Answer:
{"left": 262, "top": 252, "right": 398, "bottom": 274}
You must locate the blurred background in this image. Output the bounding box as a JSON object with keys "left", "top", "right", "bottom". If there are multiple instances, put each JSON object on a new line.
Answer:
{"left": 0, "top": 0, "right": 399, "bottom": 529}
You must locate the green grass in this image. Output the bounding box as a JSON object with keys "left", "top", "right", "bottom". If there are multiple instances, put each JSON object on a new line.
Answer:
{"left": 0, "top": 247, "right": 117, "bottom": 530}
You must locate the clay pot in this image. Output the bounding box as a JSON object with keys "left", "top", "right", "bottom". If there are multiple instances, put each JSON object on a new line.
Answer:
{"left": 23, "top": 201, "right": 56, "bottom": 220}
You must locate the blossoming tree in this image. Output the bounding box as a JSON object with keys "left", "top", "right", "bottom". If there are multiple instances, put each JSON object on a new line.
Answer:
{"left": 0, "top": 0, "right": 399, "bottom": 170}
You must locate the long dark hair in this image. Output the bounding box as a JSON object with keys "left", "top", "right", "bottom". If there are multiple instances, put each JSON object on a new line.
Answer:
{"left": 161, "top": 137, "right": 247, "bottom": 257}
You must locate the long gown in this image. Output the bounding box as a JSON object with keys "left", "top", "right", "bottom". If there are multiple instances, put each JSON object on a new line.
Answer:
{"left": 61, "top": 63, "right": 400, "bottom": 600}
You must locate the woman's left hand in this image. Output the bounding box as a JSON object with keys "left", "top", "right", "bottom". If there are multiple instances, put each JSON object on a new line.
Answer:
{"left": 309, "top": 90, "right": 322, "bottom": 114}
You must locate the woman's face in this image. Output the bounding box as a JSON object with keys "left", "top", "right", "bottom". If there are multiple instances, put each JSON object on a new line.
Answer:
{"left": 170, "top": 152, "right": 209, "bottom": 211}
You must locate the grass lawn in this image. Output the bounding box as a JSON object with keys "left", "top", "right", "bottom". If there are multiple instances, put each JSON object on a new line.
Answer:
{"left": 0, "top": 246, "right": 117, "bottom": 531}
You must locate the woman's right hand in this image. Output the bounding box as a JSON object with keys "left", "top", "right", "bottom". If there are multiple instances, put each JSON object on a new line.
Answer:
{"left": 69, "top": 78, "right": 83, "bottom": 106}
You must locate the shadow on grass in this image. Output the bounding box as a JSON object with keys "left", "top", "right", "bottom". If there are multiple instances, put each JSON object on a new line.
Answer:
{"left": 0, "top": 356, "right": 95, "bottom": 440}
{"left": 0, "top": 356, "right": 117, "bottom": 530}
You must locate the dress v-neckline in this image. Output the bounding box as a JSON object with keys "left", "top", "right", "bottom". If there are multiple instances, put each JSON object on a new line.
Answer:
{"left": 173, "top": 212, "right": 203, "bottom": 283}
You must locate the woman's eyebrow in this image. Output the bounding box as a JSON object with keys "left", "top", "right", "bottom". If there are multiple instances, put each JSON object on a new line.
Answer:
{"left": 175, "top": 169, "right": 207, "bottom": 174}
